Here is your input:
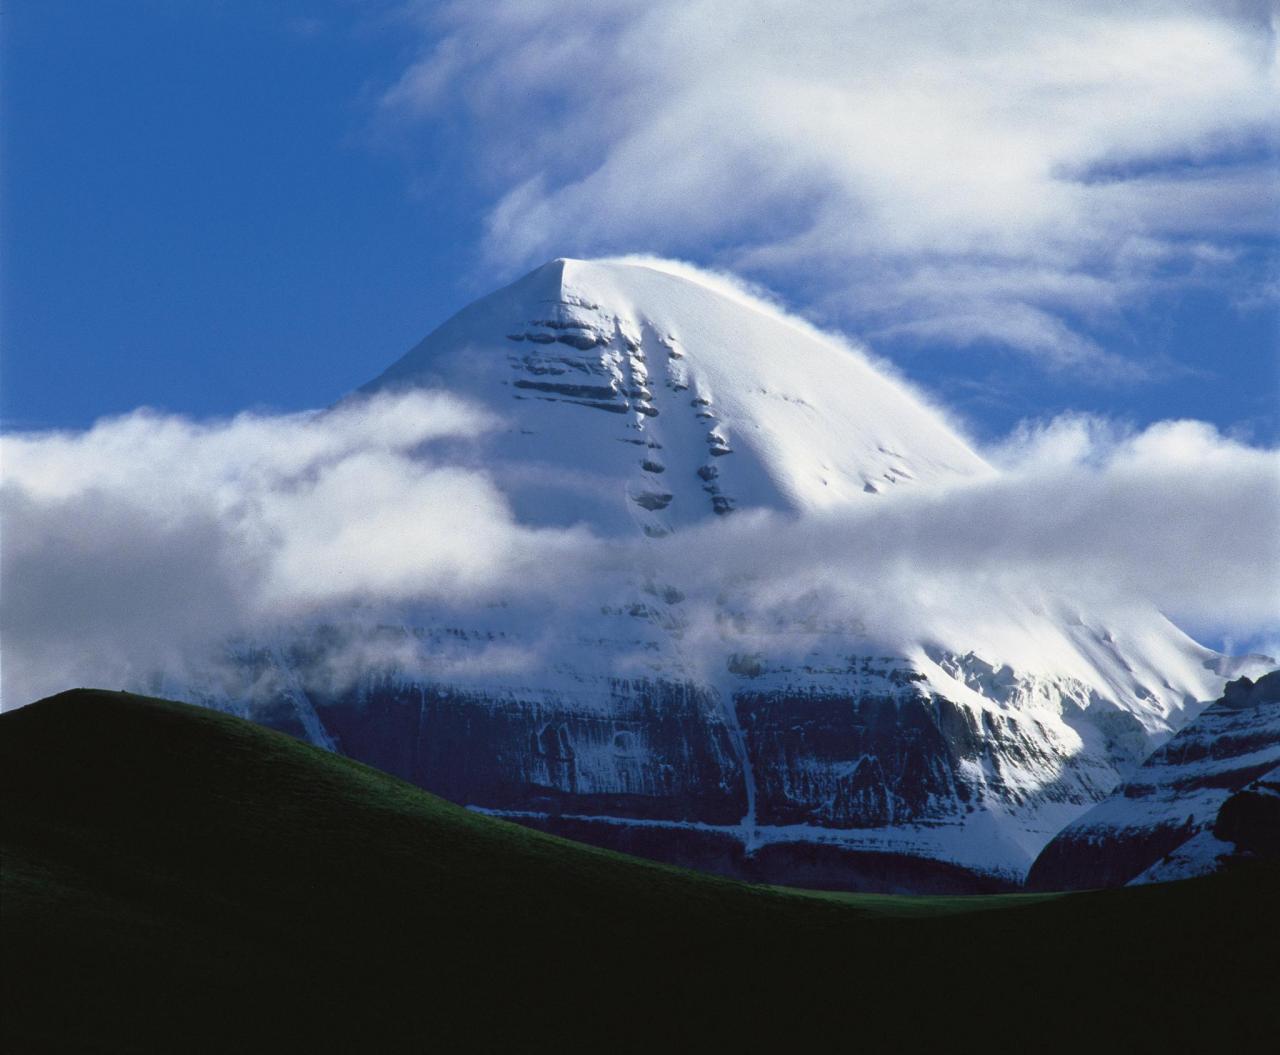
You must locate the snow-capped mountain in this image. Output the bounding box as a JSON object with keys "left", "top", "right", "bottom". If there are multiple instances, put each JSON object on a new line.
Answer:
{"left": 364, "top": 257, "right": 990, "bottom": 528}
{"left": 1028, "top": 670, "right": 1280, "bottom": 889}
{"left": 170, "top": 258, "right": 1258, "bottom": 891}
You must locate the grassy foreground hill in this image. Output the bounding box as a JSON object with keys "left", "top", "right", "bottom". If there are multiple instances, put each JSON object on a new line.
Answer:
{"left": 3, "top": 690, "right": 1277, "bottom": 1052}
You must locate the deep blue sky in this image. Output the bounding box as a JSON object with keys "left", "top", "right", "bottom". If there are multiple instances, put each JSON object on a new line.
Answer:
{"left": 2, "top": 1, "right": 487, "bottom": 429}
{"left": 3, "top": 1, "right": 1277, "bottom": 446}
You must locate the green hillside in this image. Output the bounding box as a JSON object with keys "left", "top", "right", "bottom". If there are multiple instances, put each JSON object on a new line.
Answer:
{"left": 3, "top": 690, "right": 1276, "bottom": 1052}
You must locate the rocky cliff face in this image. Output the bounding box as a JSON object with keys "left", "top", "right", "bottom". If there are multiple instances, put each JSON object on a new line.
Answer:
{"left": 296, "top": 675, "right": 748, "bottom": 825}
{"left": 1027, "top": 671, "right": 1280, "bottom": 889}
{"left": 172, "top": 616, "right": 1235, "bottom": 890}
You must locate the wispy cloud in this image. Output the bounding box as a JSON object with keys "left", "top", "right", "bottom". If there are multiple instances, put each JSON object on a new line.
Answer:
{"left": 381, "top": 0, "right": 1277, "bottom": 376}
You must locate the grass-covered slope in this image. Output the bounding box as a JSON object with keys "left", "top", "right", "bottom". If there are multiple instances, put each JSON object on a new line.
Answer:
{"left": 3, "top": 690, "right": 1276, "bottom": 1052}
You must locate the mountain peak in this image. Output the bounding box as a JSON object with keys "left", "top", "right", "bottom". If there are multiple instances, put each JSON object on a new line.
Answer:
{"left": 364, "top": 257, "right": 990, "bottom": 534}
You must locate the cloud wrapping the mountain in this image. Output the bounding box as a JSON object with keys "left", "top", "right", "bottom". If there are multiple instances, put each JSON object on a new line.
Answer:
{"left": 660, "top": 415, "right": 1280, "bottom": 644}
{"left": 3, "top": 385, "right": 1278, "bottom": 706}
{"left": 382, "top": 0, "right": 1277, "bottom": 375}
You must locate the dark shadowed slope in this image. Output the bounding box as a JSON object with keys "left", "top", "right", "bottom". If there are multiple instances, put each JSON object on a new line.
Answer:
{"left": 3, "top": 690, "right": 1277, "bottom": 1053}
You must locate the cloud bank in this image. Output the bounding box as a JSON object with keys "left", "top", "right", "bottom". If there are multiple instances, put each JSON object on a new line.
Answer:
{"left": 382, "top": 0, "right": 1277, "bottom": 375}
{"left": 667, "top": 415, "right": 1280, "bottom": 636}
{"left": 3, "top": 388, "right": 1277, "bottom": 707}
{"left": 0, "top": 392, "right": 591, "bottom": 705}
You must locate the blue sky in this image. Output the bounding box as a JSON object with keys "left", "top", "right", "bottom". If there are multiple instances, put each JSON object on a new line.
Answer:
{"left": 3, "top": 0, "right": 1277, "bottom": 447}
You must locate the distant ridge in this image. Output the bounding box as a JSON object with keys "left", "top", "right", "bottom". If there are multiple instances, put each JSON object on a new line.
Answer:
{"left": 1029, "top": 670, "right": 1280, "bottom": 889}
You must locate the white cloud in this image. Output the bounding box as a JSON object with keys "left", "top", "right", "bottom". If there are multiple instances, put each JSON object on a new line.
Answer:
{"left": 382, "top": 0, "right": 1277, "bottom": 374}
{"left": 3, "top": 379, "right": 1277, "bottom": 707}
{"left": 690, "top": 415, "right": 1280, "bottom": 634}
